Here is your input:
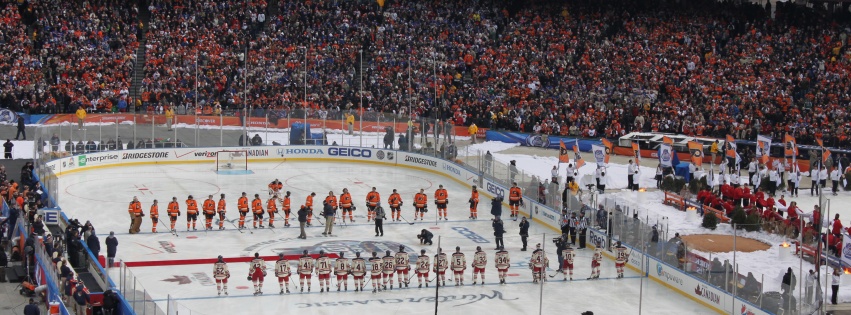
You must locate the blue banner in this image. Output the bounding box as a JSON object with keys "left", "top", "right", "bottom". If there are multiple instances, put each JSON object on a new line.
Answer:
{"left": 485, "top": 131, "right": 601, "bottom": 152}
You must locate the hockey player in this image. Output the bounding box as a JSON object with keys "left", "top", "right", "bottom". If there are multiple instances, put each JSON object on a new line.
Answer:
{"left": 237, "top": 192, "right": 249, "bottom": 229}
{"left": 247, "top": 253, "right": 267, "bottom": 295}
{"left": 266, "top": 197, "right": 279, "bottom": 228}
{"left": 381, "top": 250, "right": 396, "bottom": 290}
{"left": 451, "top": 246, "right": 466, "bottom": 286}
{"left": 334, "top": 252, "right": 350, "bottom": 291}
{"left": 340, "top": 188, "right": 355, "bottom": 222}
{"left": 435, "top": 185, "right": 449, "bottom": 220}
{"left": 414, "top": 189, "right": 428, "bottom": 220}
{"left": 297, "top": 250, "right": 315, "bottom": 292}
{"left": 433, "top": 248, "right": 448, "bottom": 287}
{"left": 186, "top": 195, "right": 199, "bottom": 231}
{"left": 366, "top": 187, "right": 381, "bottom": 222}
{"left": 509, "top": 183, "right": 523, "bottom": 220}
{"left": 149, "top": 199, "right": 159, "bottom": 233}
{"left": 530, "top": 244, "right": 549, "bottom": 283}
{"left": 615, "top": 241, "right": 629, "bottom": 279}
{"left": 394, "top": 245, "right": 411, "bottom": 288}
{"left": 369, "top": 252, "right": 383, "bottom": 293}
{"left": 213, "top": 255, "right": 230, "bottom": 296}
{"left": 274, "top": 253, "right": 291, "bottom": 294}
{"left": 562, "top": 243, "right": 576, "bottom": 281}
{"left": 316, "top": 251, "right": 333, "bottom": 292}
{"left": 167, "top": 197, "right": 180, "bottom": 232}
{"left": 351, "top": 252, "right": 366, "bottom": 292}
{"left": 251, "top": 194, "right": 264, "bottom": 228}
{"left": 469, "top": 186, "right": 479, "bottom": 220}
{"left": 217, "top": 194, "right": 227, "bottom": 230}
{"left": 472, "top": 246, "right": 487, "bottom": 285}
{"left": 589, "top": 246, "right": 603, "bottom": 280}
{"left": 282, "top": 191, "right": 292, "bottom": 227}
{"left": 128, "top": 197, "right": 143, "bottom": 234}
{"left": 388, "top": 189, "right": 402, "bottom": 222}
{"left": 415, "top": 249, "right": 430, "bottom": 288}
{"left": 495, "top": 248, "right": 510, "bottom": 284}
{"left": 203, "top": 195, "right": 216, "bottom": 230}
{"left": 268, "top": 179, "right": 282, "bottom": 197}
{"left": 305, "top": 192, "right": 316, "bottom": 226}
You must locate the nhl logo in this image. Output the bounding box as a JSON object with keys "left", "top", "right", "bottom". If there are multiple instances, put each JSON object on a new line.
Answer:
{"left": 386, "top": 152, "right": 394, "bottom": 160}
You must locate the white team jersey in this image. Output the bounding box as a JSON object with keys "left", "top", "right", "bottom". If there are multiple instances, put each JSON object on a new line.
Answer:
{"left": 615, "top": 247, "right": 628, "bottom": 263}
{"left": 334, "top": 258, "right": 350, "bottom": 275}
{"left": 213, "top": 262, "right": 230, "bottom": 280}
{"left": 562, "top": 248, "right": 575, "bottom": 263}
{"left": 351, "top": 258, "right": 366, "bottom": 276}
{"left": 249, "top": 258, "right": 267, "bottom": 274}
{"left": 394, "top": 252, "right": 410, "bottom": 271}
{"left": 381, "top": 256, "right": 395, "bottom": 272}
{"left": 451, "top": 253, "right": 466, "bottom": 271}
{"left": 297, "top": 256, "right": 315, "bottom": 275}
{"left": 472, "top": 251, "right": 487, "bottom": 268}
{"left": 369, "top": 257, "right": 383, "bottom": 275}
{"left": 315, "top": 257, "right": 333, "bottom": 275}
{"left": 433, "top": 254, "right": 448, "bottom": 272}
{"left": 495, "top": 251, "right": 510, "bottom": 269}
{"left": 416, "top": 255, "right": 430, "bottom": 273}
{"left": 593, "top": 250, "right": 603, "bottom": 263}
{"left": 531, "top": 250, "right": 548, "bottom": 268}
{"left": 274, "top": 260, "right": 291, "bottom": 277}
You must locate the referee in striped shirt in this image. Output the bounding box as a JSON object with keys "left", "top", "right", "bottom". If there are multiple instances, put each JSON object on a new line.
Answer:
{"left": 577, "top": 212, "right": 589, "bottom": 249}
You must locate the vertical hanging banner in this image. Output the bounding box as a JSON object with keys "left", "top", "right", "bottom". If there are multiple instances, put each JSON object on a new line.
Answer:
{"left": 592, "top": 145, "right": 606, "bottom": 165}
{"left": 631, "top": 142, "right": 641, "bottom": 166}
{"left": 784, "top": 134, "right": 798, "bottom": 158}
{"left": 573, "top": 139, "right": 585, "bottom": 168}
{"left": 688, "top": 141, "right": 703, "bottom": 167}
{"left": 601, "top": 138, "right": 613, "bottom": 164}
{"left": 756, "top": 134, "right": 772, "bottom": 164}
{"left": 659, "top": 143, "right": 673, "bottom": 167}
{"left": 558, "top": 140, "right": 570, "bottom": 163}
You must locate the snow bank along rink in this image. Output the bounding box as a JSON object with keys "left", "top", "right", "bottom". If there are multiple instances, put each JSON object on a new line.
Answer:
{"left": 50, "top": 145, "right": 711, "bottom": 314}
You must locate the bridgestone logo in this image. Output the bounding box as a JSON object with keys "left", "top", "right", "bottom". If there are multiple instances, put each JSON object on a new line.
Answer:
{"left": 123, "top": 152, "right": 170, "bottom": 159}
{"left": 405, "top": 156, "right": 437, "bottom": 167}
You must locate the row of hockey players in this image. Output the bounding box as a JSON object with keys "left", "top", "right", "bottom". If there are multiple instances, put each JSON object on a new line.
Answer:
{"left": 127, "top": 181, "right": 528, "bottom": 233}
{"left": 210, "top": 242, "right": 631, "bottom": 296}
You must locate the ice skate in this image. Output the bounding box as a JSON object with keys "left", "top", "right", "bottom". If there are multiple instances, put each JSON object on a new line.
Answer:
{"left": 419, "top": 284, "right": 422, "bottom": 288}
{"left": 269, "top": 224, "right": 275, "bottom": 228}
{"left": 285, "top": 289, "right": 290, "bottom": 294}
{"left": 426, "top": 282, "right": 429, "bottom": 287}
{"left": 320, "top": 288, "right": 324, "bottom": 293}
{"left": 280, "top": 289, "right": 284, "bottom": 295}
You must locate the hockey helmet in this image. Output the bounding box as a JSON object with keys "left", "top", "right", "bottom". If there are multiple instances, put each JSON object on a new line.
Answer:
{"left": 339, "top": 252, "right": 344, "bottom": 258}
{"left": 319, "top": 250, "right": 325, "bottom": 256}
{"left": 421, "top": 249, "right": 426, "bottom": 254}
{"left": 399, "top": 245, "right": 405, "bottom": 251}
{"left": 218, "top": 255, "right": 223, "bottom": 260}
{"left": 536, "top": 243, "right": 541, "bottom": 249}
{"left": 254, "top": 252, "right": 260, "bottom": 258}
{"left": 278, "top": 253, "right": 284, "bottom": 258}
{"left": 372, "top": 251, "right": 377, "bottom": 257}
{"left": 455, "top": 246, "right": 460, "bottom": 252}
{"left": 356, "top": 252, "right": 361, "bottom": 257}
{"left": 385, "top": 250, "right": 391, "bottom": 256}
{"left": 220, "top": 194, "right": 225, "bottom": 198}
{"left": 476, "top": 246, "right": 482, "bottom": 251}
{"left": 188, "top": 195, "right": 193, "bottom": 199}
{"left": 286, "top": 191, "right": 291, "bottom": 195}
{"left": 303, "top": 250, "right": 309, "bottom": 255}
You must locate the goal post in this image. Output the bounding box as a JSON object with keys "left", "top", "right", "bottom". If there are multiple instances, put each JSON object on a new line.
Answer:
{"left": 216, "top": 150, "right": 248, "bottom": 171}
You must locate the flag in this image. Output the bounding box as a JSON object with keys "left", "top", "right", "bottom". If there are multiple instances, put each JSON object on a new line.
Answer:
{"left": 756, "top": 134, "right": 772, "bottom": 164}
{"left": 592, "top": 145, "right": 606, "bottom": 165}
{"left": 725, "top": 135, "right": 737, "bottom": 160}
{"left": 558, "top": 140, "right": 569, "bottom": 164}
{"left": 601, "top": 138, "right": 613, "bottom": 164}
{"left": 631, "top": 142, "right": 641, "bottom": 166}
{"left": 659, "top": 143, "right": 673, "bottom": 167}
{"left": 816, "top": 138, "right": 824, "bottom": 148}
{"left": 662, "top": 136, "right": 674, "bottom": 145}
{"left": 784, "top": 134, "right": 797, "bottom": 158}
{"left": 688, "top": 141, "right": 703, "bottom": 167}
{"left": 572, "top": 139, "right": 585, "bottom": 168}
{"left": 758, "top": 141, "right": 769, "bottom": 164}
{"left": 823, "top": 148, "right": 832, "bottom": 165}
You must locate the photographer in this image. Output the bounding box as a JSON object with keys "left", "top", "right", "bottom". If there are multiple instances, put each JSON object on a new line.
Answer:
{"left": 490, "top": 195, "right": 503, "bottom": 220}
{"left": 492, "top": 218, "right": 505, "bottom": 250}
{"left": 519, "top": 217, "right": 530, "bottom": 251}
{"left": 554, "top": 233, "right": 568, "bottom": 271}
{"left": 417, "top": 229, "right": 433, "bottom": 245}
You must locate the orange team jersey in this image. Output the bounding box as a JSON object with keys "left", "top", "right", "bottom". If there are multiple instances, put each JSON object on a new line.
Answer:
{"left": 267, "top": 199, "right": 278, "bottom": 213}
{"left": 252, "top": 199, "right": 263, "bottom": 214}
{"left": 238, "top": 196, "right": 249, "bottom": 211}
{"left": 471, "top": 190, "right": 479, "bottom": 203}
{"left": 509, "top": 187, "right": 522, "bottom": 201}
{"left": 435, "top": 189, "right": 448, "bottom": 203}
{"left": 414, "top": 193, "right": 427, "bottom": 206}
{"left": 128, "top": 201, "right": 142, "bottom": 215}
{"left": 150, "top": 204, "right": 159, "bottom": 217}
{"left": 217, "top": 199, "right": 226, "bottom": 212}
{"left": 306, "top": 195, "right": 314, "bottom": 208}
{"left": 282, "top": 197, "right": 291, "bottom": 211}
{"left": 167, "top": 201, "right": 180, "bottom": 216}
{"left": 367, "top": 191, "right": 381, "bottom": 206}
{"left": 203, "top": 199, "right": 216, "bottom": 214}
{"left": 269, "top": 182, "right": 282, "bottom": 191}
{"left": 324, "top": 196, "right": 338, "bottom": 208}
{"left": 388, "top": 193, "right": 402, "bottom": 207}
{"left": 340, "top": 193, "right": 352, "bottom": 208}
{"left": 186, "top": 199, "right": 198, "bottom": 214}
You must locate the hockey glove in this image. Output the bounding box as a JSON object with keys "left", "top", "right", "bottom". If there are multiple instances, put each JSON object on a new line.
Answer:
{"left": 434, "top": 200, "right": 438, "bottom": 205}
{"left": 520, "top": 199, "right": 525, "bottom": 206}
{"left": 445, "top": 199, "right": 449, "bottom": 205}
{"left": 247, "top": 276, "right": 252, "bottom": 281}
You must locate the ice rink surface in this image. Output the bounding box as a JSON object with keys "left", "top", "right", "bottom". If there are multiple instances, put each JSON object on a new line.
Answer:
{"left": 58, "top": 161, "right": 716, "bottom": 314}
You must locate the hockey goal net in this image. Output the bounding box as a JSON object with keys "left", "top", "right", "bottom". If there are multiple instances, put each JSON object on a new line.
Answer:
{"left": 216, "top": 150, "right": 248, "bottom": 171}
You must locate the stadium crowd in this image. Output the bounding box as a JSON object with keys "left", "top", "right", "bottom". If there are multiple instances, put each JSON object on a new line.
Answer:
{"left": 1, "top": 0, "right": 850, "bottom": 148}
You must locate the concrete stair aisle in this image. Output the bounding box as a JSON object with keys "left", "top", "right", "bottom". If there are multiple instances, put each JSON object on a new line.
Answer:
{"left": 130, "top": 0, "right": 152, "bottom": 112}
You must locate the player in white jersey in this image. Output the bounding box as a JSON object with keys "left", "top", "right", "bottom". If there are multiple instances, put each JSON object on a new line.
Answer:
{"left": 451, "top": 246, "right": 467, "bottom": 286}
{"left": 316, "top": 251, "right": 333, "bottom": 292}
{"left": 351, "top": 252, "right": 367, "bottom": 292}
{"left": 369, "top": 252, "right": 383, "bottom": 293}
{"left": 334, "top": 252, "right": 351, "bottom": 291}
{"left": 530, "top": 244, "right": 548, "bottom": 283}
{"left": 297, "top": 250, "right": 315, "bottom": 292}
{"left": 561, "top": 243, "right": 576, "bottom": 281}
{"left": 472, "top": 246, "right": 487, "bottom": 285}
{"left": 433, "top": 248, "right": 448, "bottom": 287}
{"left": 274, "top": 253, "right": 291, "bottom": 294}
{"left": 415, "top": 249, "right": 431, "bottom": 288}
{"left": 381, "top": 250, "right": 396, "bottom": 290}
{"left": 614, "top": 241, "right": 630, "bottom": 279}
{"left": 589, "top": 246, "right": 603, "bottom": 280}
{"left": 213, "top": 255, "right": 230, "bottom": 296}
{"left": 247, "top": 253, "right": 267, "bottom": 295}
{"left": 394, "top": 245, "right": 411, "bottom": 288}
{"left": 495, "top": 249, "right": 510, "bottom": 284}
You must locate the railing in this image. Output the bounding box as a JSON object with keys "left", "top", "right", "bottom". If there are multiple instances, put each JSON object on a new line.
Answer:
{"left": 117, "top": 260, "right": 166, "bottom": 315}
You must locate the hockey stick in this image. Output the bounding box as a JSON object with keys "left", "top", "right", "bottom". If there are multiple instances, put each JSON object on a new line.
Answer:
{"left": 398, "top": 213, "right": 414, "bottom": 225}
{"left": 228, "top": 218, "right": 245, "bottom": 234}
{"left": 160, "top": 218, "right": 178, "bottom": 237}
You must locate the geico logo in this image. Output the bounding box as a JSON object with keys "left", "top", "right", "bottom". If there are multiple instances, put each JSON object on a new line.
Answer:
{"left": 486, "top": 182, "right": 505, "bottom": 197}
{"left": 285, "top": 149, "right": 324, "bottom": 155}
{"left": 329, "top": 147, "right": 371, "bottom": 157}
{"left": 451, "top": 227, "right": 490, "bottom": 244}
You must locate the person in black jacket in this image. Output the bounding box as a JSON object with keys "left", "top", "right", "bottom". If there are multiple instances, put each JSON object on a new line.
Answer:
{"left": 87, "top": 230, "right": 100, "bottom": 260}
{"left": 322, "top": 201, "right": 335, "bottom": 236}
{"left": 23, "top": 298, "right": 38, "bottom": 315}
{"left": 490, "top": 195, "right": 503, "bottom": 220}
{"left": 782, "top": 267, "right": 796, "bottom": 296}
{"left": 105, "top": 232, "right": 118, "bottom": 267}
{"left": 102, "top": 289, "right": 117, "bottom": 315}
{"left": 0, "top": 247, "right": 7, "bottom": 282}
{"left": 492, "top": 218, "right": 505, "bottom": 250}
{"left": 519, "top": 217, "right": 530, "bottom": 251}
{"left": 297, "top": 206, "right": 308, "bottom": 239}
{"left": 417, "top": 229, "right": 433, "bottom": 245}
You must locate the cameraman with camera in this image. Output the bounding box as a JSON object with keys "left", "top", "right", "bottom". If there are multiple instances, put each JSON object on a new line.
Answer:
{"left": 554, "top": 233, "right": 568, "bottom": 272}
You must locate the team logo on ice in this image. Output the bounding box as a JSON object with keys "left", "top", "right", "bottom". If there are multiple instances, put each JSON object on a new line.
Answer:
{"left": 243, "top": 239, "right": 418, "bottom": 261}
